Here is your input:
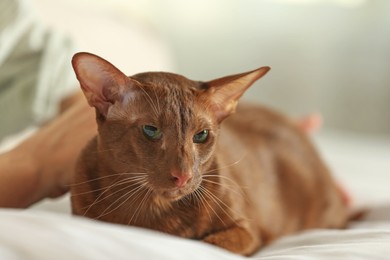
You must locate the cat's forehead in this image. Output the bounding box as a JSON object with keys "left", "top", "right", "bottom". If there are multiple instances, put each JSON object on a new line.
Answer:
{"left": 130, "top": 72, "right": 201, "bottom": 91}
{"left": 129, "top": 72, "right": 212, "bottom": 128}
{"left": 131, "top": 72, "right": 201, "bottom": 112}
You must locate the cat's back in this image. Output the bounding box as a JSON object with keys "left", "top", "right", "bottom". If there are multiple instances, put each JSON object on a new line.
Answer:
{"left": 221, "top": 102, "right": 329, "bottom": 176}
{"left": 221, "top": 102, "right": 307, "bottom": 151}
{"left": 218, "top": 103, "right": 347, "bottom": 237}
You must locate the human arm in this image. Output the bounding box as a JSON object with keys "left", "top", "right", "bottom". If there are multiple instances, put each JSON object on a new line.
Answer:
{"left": 0, "top": 92, "right": 96, "bottom": 208}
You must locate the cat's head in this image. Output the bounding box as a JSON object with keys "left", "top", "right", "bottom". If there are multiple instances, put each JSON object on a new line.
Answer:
{"left": 72, "top": 52, "right": 269, "bottom": 203}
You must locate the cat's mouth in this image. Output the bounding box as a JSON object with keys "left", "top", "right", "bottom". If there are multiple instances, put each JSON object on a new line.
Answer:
{"left": 155, "top": 181, "right": 201, "bottom": 202}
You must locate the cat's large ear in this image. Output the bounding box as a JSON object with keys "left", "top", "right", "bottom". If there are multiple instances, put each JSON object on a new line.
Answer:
{"left": 72, "top": 52, "right": 130, "bottom": 117}
{"left": 204, "top": 67, "right": 270, "bottom": 122}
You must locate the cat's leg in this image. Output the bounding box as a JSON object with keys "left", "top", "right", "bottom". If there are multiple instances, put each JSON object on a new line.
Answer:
{"left": 203, "top": 224, "right": 261, "bottom": 256}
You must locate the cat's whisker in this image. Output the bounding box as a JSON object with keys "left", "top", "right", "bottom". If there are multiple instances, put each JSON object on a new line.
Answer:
{"left": 113, "top": 108, "right": 132, "bottom": 121}
{"left": 88, "top": 177, "right": 147, "bottom": 206}
{"left": 202, "top": 154, "right": 248, "bottom": 175}
{"left": 198, "top": 185, "right": 226, "bottom": 226}
{"left": 204, "top": 181, "right": 252, "bottom": 206}
{"left": 78, "top": 174, "right": 131, "bottom": 211}
{"left": 71, "top": 176, "right": 148, "bottom": 196}
{"left": 151, "top": 86, "right": 161, "bottom": 114}
{"left": 96, "top": 187, "right": 140, "bottom": 219}
{"left": 82, "top": 179, "right": 124, "bottom": 215}
{"left": 193, "top": 188, "right": 212, "bottom": 222}
{"left": 136, "top": 84, "right": 159, "bottom": 118}
{"left": 124, "top": 184, "right": 150, "bottom": 223}
{"left": 193, "top": 188, "right": 207, "bottom": 217}
{"left": 200, "top": 186, "right": 239, "bottom": 226}
{"left": 136, "top": 189, "right": 153, "bottom": 222}
{"left": 193, "top": 190, "right": 203, "bottom": 211}
{"left": 201, "top": 185, "right": 251, "bottom": 224}
{"left": 82, "top": 176, "right": 147, "bottom": 215}
{"left": 96, "top": 181, "right": 148, "bottom": 219}
{"left": 180, "top": 193, "right": 194, "bottom": 208}
{"left": 201, "top": 178, "right": 245, "bottom": 198}
{"left": 129, "top": 165, "right": 150, "bottom": 172}
{"left": 189, "top": 190, "right": 197, "bottom": 206}
{"left": 69, "top": 172, "right": 148, "bottom": 187}
{"left": 97, "top": 183, "right": 147, "bottom": 219}
{"left": 202, "top": 174, "right": 247, "bottom": 191}
{"left": 178, "top": 195, "right": 188, "bottom": 207}
{"left": 128, "top": 187, "right": 153, "bottom": 225}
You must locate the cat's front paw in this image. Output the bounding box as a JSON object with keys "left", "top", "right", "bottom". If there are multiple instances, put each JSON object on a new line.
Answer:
{"left": 203, "top": 226, "right": 260, "bottom": 256}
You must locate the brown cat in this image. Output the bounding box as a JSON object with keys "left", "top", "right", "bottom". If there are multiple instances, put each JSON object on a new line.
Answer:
{"left": 70, "top": 52, "right": 349, "bottom": 256}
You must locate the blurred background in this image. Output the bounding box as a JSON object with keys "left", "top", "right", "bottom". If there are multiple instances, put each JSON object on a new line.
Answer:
{"left": 3, "top": 0, "right": 390, "bottom": 138}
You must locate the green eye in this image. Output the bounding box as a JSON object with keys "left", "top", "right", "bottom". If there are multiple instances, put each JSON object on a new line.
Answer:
{"left": 142, "top": 125, "right": 162, "bottom": 140}
{"left": 193, "top": 130, "right": 209, "bottom": 143}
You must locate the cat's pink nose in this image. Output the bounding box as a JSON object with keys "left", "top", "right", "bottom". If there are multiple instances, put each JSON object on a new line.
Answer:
{"left": 171, "top": 169, "right": 192, "bottom": 188}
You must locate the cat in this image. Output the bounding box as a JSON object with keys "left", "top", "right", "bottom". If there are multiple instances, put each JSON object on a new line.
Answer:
{"left": 70, "top": 52, "right": 349, "bottom": 256}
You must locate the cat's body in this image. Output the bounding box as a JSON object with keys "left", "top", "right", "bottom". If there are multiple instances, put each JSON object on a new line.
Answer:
{"left": 71, "top": 53, "right": 348, "bottom": 255}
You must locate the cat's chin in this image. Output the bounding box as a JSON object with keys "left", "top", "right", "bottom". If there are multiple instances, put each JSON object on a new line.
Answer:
{"left": 158, "top": 189, "right": 188, "bottom": 201}
{"left": 155, "top": 187, "right": 195, "bottom": 202}
{"left": 160, "top": 191, "right": 183, "bottom": 201}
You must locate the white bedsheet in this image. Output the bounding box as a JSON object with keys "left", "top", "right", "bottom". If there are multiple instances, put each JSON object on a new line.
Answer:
{"left": 0, "top": 208, "right": 390, "bottom": 260}
{"left": 1, "top": 131, "right": 390, "bottom": 259}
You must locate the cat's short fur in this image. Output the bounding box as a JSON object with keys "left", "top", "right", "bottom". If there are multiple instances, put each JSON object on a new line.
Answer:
{"left": 70, "top": 52, "right": 348, "bottom": 256}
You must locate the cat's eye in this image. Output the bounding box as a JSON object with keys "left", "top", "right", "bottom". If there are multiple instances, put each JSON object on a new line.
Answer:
{"left": 193, "top": 130, "right": 209, "bottom": 143}
{"left": 142, "top": 125, "right": 162, "bottom": 140}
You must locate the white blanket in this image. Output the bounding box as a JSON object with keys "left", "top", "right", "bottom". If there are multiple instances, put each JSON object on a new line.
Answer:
{"left": 1, "top": 131, "right": 390, "bottom": 259}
